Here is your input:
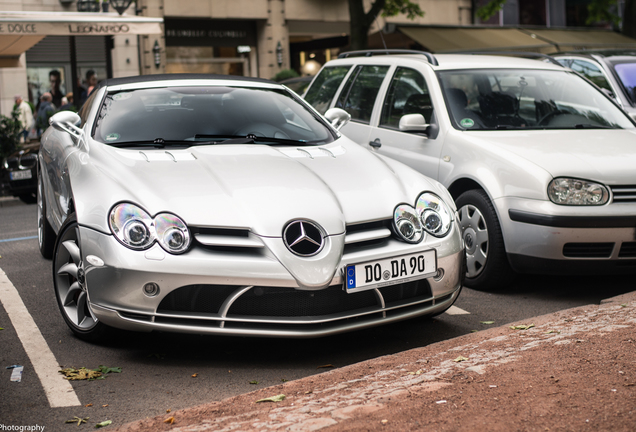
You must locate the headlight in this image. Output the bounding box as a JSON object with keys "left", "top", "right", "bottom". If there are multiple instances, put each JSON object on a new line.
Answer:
{"left": 416, "top": 192, "right": 452, "bottom": 237}
{"left": 393, "top": 204, "right": 423, "bottom": 243}
{"left": 109, "top": 203, "right": 191, "bottom": 254}
{"left": 155, "top": 213, "right": 190, "bottom": 253}
{"left": 548, "top": 178, "right": 609, "bottom": 205}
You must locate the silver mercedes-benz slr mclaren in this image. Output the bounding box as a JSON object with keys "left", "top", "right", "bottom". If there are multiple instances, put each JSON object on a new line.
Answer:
{"left": 38, "top": 74, "right": 464, "bottom": 341}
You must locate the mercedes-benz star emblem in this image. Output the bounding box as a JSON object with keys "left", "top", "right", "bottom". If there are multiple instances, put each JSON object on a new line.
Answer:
{"left": 283, "top": 220, "right": 325, "bottom": 256}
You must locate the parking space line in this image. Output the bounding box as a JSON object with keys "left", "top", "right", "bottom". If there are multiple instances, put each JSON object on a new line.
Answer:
{"left": 445, "top": 306, "right": 470, "bottom": 315}
{"left": 0, "top": 267, "right": 81, "bottom": 407}
{"left": 0, "top": 235, "right": 38, "bottom": 243}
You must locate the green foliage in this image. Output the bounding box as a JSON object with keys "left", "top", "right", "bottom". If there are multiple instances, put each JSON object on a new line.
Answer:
{"left": 273, "top": 69, "right": 299, "bottom": 82}
{"left": 381, "top": 0, "right": 424, "bottom": 20}
{"left": 476, "top": 0, "right": 507, "bottom": 21}
{"left": 586, "top": 0, "right": 620, "bottom": 26}
{"left": 0, "top": 107, "right": 22, "bottom": 160}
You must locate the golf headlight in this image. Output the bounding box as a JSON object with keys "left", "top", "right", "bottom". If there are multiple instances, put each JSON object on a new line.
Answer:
{"left": 393, "top": 204, "right": 423, "bottom": 243}
{"left": 548, "top": 178, "right": 609, "bottom": 205}
{"left": 109, "top": 203, "right": 191, "bottom": 254}
{"left": 416, "top": 192, "right": 452, "bottom": 237}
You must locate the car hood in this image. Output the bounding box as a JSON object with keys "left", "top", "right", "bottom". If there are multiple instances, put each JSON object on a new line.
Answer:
{"left": 467, "top": 129, "right": 636, "bottom": 184}
{"left": 74, "top": 138, "right": 436, "bottom": 238}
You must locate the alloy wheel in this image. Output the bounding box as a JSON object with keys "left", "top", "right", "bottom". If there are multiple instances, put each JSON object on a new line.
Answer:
{"left": 457, "top": 204, "right": 489, "bottom": 278}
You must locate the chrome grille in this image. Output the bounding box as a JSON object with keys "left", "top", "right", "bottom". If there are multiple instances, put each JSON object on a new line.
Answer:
{"left": 611, "top": 185, "right": 636, "bottom": 203}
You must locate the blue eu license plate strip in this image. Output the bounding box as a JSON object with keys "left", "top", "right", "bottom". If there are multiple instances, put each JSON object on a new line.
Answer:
{"left": 345, "top": 250, "right": 437, "bottom": 293}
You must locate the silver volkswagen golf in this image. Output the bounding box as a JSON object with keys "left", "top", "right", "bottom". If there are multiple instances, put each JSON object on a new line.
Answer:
{"left": 38, "top": 74, "right": 464, "bottom": 341}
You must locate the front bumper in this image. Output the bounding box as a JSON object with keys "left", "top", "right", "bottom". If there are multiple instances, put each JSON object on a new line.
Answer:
{"left": 497, "top": 197, "right": 636, "bottom": 273}
{"left": 80, "top": 223, "right": 464, "bottom": 338}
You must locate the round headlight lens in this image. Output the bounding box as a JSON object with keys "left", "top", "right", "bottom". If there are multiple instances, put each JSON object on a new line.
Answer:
{"left": 548, "top": 178, "right": 609, "bottom": 205}
{"left": 416, "top": 192, "right": 452, "bottom": 237}
{"left": 155, "top": 213, "right": 190, "bottom": 254}
{"left": 109, "top": 203, "right": 154, "bottom": 249}
{"left": 393, "top": 204, "right": 423, "bottom": 243}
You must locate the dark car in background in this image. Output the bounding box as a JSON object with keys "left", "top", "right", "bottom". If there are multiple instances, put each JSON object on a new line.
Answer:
{"left": 1, "top": 142, "right": 38, "bottom": 203}
{"left": 553, "top": 50, "right": 636, "bottom": 121}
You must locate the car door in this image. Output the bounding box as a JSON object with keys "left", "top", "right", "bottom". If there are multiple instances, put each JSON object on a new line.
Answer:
{"left": 367, "top": 66, "right": 444, "bottom": 181}
{"left": 336, "top": 64, "right": 391, "bottom": 146}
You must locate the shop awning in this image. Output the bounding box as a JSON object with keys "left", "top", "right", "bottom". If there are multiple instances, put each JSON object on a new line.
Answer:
{"left": 396, "top": 26, "right": 636, "bottom": 54}
{"left": 0, "top": 11, "right": 162, "bottom": 64}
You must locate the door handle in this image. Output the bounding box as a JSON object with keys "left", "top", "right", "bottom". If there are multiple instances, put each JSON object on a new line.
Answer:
{"left": 369, "top": 138, "right": 382, "bottom": 149}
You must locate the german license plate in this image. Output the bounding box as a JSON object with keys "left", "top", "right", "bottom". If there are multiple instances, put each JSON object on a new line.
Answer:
{"left": 345, "top": 250, "right": 437, "bottom": 293}
{"left": 10, "top": 170, "right": 32, "bottom": 180}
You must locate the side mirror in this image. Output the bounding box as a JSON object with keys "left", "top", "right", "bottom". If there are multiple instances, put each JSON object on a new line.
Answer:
{"left": 399, "top": 113, "right": 429, "bottom": 133}
{"left": 324, "top": 108, "right": 351, "bottom": 131}
{"left": 49, "top": 111, "right": 82, "bottom": 137}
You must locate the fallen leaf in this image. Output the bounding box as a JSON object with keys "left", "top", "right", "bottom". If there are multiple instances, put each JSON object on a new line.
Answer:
{"left": 281, "top": 378, "right": 288, "bottom": 382}
{"left": 94, "top": 366, "right": 121, "bottom": 375}
{"left": 545, "top": 330, "right": 560, "bottom": 334}
{"left": 470, "top": 330, "right": 478, "bottom": 333}
{"left": 317, "top": 364, "right": 334, "bottom": 369}
{"left": 381, "top": 419, "right": 388, "bottom": 424}
{"left": 95, "top": 420, "right": 112, "bottom": 428}
{"left": 454, "top": 356, "right": 469, "bottom": 362}
{"left": 256, "top": 394, "right": 286, "bottom": 403}
{"left": 59, "top": 367, "right": 102, "bottom": 381}
{"left": 191, "top": 373, "right": 198, "bottom": 378}
{"left": 304, "top": 391, "right": 312, "bottom": 394}
{"left": 250, "top": 380, "right": 259, "bottom": 385}
{"left": 65, "top": 416, "right": 89, "bottom": 425}
{"left": 0, "top": 327, "right": 3, "bottom": 330}
{"left": 163, "top": 417, "right": 175, "bottom": 425}
{"left": 510, "top": 324, "right": 535, "bottom": 330}
{"left": 480, "top": 321, "right": 495, "bottom": 325}
{"left": 102, "top": 405, "right": 109, "bottom": 408}
{"left": 436, "top": 400, "right": 447, "bottom": 404}
{"left": 621, "top": 304, "right": 628, "bottom": 307}
{"left": 85, "top": 403, "right": 93, "bottom": 407}
{"left": 407, "top": 370, "right": 423, "bottom": 375}
{"left": 166, "top": 409, "right": 171, "bottom": 413}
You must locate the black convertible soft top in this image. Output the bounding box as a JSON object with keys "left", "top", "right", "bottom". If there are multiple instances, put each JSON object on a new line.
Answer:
{"left": 96, "top": 73, "right": 276, "bottom": 90}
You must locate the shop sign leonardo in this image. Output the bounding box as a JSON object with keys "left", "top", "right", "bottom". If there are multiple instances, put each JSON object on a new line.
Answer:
{"left": 0, "top": 23, "right": 131, "bottom": 35}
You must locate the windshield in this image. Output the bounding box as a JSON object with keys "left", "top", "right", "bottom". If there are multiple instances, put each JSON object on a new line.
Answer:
{"left": 438, "top": 69, "right": 634, "bottom": 130}
{"left": 94, "top": 86, "right": 335, "bottom": 146}
{"left": 612, "top": 61, "right": 636, "bottom": 104}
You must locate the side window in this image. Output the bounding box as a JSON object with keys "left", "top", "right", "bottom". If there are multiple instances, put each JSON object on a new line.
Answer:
{"left": 569, "top": 60, "right": 612, "bottom": 91}
{"left": 335, "top": 65, "right": 389, "bottom": 124}
{"left": 79, "top": 90, "right": 99, "bottom": 127}
{"left": 303, "top": 66, "right": 351, "bottom": 115}
{"left": 380, "top": 67, "right": 432, "bottom": 129}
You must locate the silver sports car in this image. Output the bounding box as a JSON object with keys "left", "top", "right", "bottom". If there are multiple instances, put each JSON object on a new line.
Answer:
{"left": 38, "top": 74, "right": 464, "bottom": 341}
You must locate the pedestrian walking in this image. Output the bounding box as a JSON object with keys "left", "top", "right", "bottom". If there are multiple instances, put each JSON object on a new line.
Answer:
{"left": 13, "top": 95, "right": 34, "bottom": 143}
{"left": 36, "top": 92, "right": 56, "bottom": 137}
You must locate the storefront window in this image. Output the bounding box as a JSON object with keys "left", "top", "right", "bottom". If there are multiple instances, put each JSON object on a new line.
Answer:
{"left": 26, "top": 67, "right": 67, "bottom": 109}
{"left": 166, "top": 46, "right": 246, "bottom": 75}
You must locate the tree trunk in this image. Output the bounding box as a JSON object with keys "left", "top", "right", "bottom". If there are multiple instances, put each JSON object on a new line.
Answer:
{"left": 348, "top": 0, "right": 386, "bottom": 51}
{"left": 623, "top": 0, "right": 636, "bottom": 39}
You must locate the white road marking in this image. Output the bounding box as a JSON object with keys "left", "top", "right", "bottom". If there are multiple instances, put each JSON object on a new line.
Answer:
{"left": 0, "top": 267, "right": 81, "bottom": 407}
{"left": 445, "top": 305, "right": 470, "bottom": 315}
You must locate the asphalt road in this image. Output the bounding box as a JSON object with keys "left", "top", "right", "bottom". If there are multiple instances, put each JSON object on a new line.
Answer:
{"left": 0, "top": 197, "right": 634, "bottom": 431}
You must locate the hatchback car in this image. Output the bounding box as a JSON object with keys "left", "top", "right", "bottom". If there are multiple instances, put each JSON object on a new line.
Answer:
{"left": 553, "top": 50, "right": 636, "bottom": 121}
{"left": 38, "top": 74, "right": 464, "bottom": 341}
{"left": 304, "top": 51, "right": 636, "bottom": 290}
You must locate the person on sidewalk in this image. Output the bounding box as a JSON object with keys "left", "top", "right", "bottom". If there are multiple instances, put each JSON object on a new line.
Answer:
{"left": 14, "top": 95, "right": 34, "bottom": 143}
{"left": 36, "top": 92, "right": 56, "bottom": 137}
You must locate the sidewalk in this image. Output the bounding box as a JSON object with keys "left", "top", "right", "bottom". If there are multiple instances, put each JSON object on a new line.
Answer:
{"left": 115, "top": 291, "right": 636, "bottom": 432}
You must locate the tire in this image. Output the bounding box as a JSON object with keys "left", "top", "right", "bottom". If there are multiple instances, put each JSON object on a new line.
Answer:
{"left": 53, "top": 215, "right": 110, "bottom": 341}
{"left": 37, "top": 171, "right": 56, "bottom": 259}
{"left": 455, "top": 189, "right": 515, "bottom": 291}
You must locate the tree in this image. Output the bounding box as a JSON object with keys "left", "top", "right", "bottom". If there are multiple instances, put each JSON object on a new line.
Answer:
{"left": 348, "top": 0, "right": 424, "bottom": 51}
{"left": 477, "top": 0, "right": 636, "bottom": 38}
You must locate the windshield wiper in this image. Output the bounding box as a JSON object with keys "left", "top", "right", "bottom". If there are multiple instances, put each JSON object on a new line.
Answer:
{"left": 194, "top": 134, "right": 311, "bottom": 146}
{"left": 573, "top": 124, "right": 614, "bottom": 129}
{"left": 109, "top": 138, "right": 215, "bottom": 148}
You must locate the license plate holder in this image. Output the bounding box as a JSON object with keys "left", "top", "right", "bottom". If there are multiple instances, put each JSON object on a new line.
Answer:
{"left": 344, "top": 250, "right": 437, "bottom": 293}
